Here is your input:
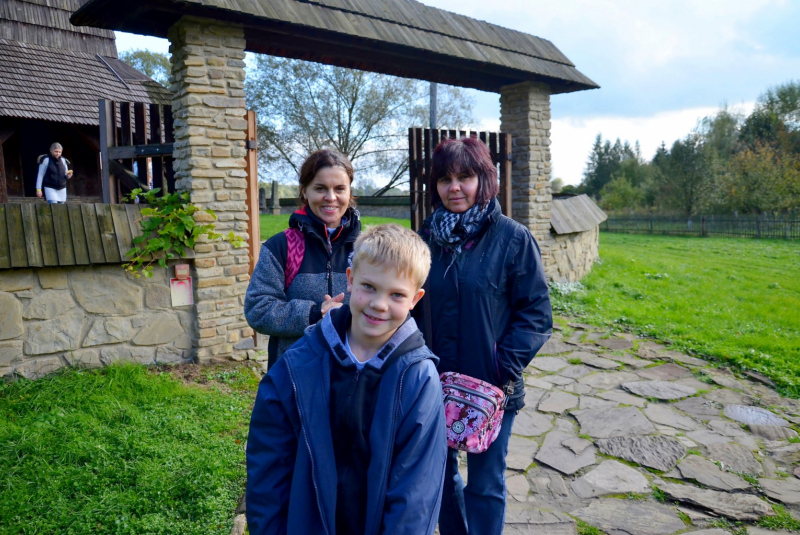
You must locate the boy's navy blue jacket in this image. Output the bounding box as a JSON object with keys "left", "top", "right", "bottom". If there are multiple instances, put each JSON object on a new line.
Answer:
{"left": 246, "top": 306, "right": 447, "bottom": 535}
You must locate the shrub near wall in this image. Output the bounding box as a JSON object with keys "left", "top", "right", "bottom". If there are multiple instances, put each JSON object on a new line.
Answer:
{"left": 0, "top": 264, "right": 194, "bottom": 379}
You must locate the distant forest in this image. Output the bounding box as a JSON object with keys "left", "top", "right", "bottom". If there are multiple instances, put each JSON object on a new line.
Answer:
{"left": 565, "top": 80, "right": 800, "bottom": 216}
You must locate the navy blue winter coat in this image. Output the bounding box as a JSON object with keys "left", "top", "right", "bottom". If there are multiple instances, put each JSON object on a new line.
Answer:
{"left": 417, "top": 198, "right": 553, "bottom": 412}
{"left": 245, "top": 206, "right": 360, "bottom": 367}
{"left": 246, "top": 310, "right": 447, "bottom": 535}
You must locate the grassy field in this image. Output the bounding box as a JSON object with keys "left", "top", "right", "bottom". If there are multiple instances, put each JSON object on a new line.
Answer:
{"left": 0, "top": 363, "right": 258, "bottom": 534}
{"left": 553, "top": 233, "right": 800, "bottom": 396}
{"left": 260, "top": 213, "right": 410, "bottom": 241}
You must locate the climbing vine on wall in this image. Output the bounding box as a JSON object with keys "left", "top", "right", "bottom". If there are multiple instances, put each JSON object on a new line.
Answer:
{"left": 123, "top": 188, "right": 246, "bottom": 278}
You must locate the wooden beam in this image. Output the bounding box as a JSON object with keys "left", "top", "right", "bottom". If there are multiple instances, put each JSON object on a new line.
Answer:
{"left": 99, "top": 99, "right": 116, "bottom": 204}
{"left": 51, "top": 204, "right": 76, "bottom": 266}
{"left": 108, "top": 143, "right": 173, "bottom": 159}
{"left": 5, "top": 204, "right": 27, "bottom": 267}
{"left": 245, "top": 110, "right": 260, "bottom": 276}
{"left": 499, "top": 133, "right": 513, "bottom": 218}
{"left": 20, "top": 204, "right": 43, "bottom": 267}
{"left": 0, "top": 205, "right": 10, "bottom": 269}
{"left": 35, "top": 204, "right": 59, "bottom": 266}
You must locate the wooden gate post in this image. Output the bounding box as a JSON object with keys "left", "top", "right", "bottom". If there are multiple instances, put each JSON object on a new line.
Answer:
{"left": 245, "top": 110, "right": 260, "bottom": 276}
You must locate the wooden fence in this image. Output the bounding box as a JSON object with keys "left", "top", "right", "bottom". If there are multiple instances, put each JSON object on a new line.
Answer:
{"left": 602, "top": 215, "right": 800, "bottom": 240}
{"left": 0, "top": 203, "right": 193, "bottom": 270}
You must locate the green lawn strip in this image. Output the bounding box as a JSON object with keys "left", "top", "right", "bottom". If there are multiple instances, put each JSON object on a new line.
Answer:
{"left": 0, "top": 363, "right": 258, "bottom": 534}
{"left": 552, "top": 233, "right": 800, "bottom": 397}
{"left": 260, "top": 213, "right": 410, "bottom": 241}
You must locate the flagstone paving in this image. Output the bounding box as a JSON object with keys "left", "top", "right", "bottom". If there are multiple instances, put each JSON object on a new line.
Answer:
{"left": 502, "top": 321, "right": 800, "bottom": 534}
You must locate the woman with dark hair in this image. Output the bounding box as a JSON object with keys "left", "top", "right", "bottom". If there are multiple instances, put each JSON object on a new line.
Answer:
{"left": 245, "top": 149, "right": 361, "bottom": 368}
{"left": 418, "top": 137, "right": 552, "bottom": 535}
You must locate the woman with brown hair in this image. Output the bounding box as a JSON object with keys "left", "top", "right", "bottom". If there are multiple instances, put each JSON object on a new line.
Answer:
{"left": 245, "top": 149, "right": 361, "bottom": 368}
{"left": 417, "top": 137, "right": 552, "bottom": 535}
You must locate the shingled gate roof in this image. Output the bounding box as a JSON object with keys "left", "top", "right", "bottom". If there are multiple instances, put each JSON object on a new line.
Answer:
{"left": 0, "top": 0, "right": 171, "bottom": 126}
{"left": 71, "top": 0, "right": 599, "bottom": 94}
{"left": 1, "top": 0, "right": 117, "bottom": 56}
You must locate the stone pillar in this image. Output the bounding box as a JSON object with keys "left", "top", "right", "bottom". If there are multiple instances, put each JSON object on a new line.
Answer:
{"left": 168, "top": 17, "right": 253, "bottom": 363}
{"left": 499, "top": 81, "right": 556, "bottom": 279}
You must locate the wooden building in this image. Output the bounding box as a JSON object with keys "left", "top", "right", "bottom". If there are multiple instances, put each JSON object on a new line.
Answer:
{"left": 0, "top": 0, "right": 170, "bottom": 203}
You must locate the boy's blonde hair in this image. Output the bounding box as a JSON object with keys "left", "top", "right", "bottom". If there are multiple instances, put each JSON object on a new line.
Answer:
{"left": 352, "top": 224, "right": 431, "bottom": 289}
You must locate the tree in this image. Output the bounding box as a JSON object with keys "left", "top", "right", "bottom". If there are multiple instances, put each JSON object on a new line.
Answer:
{"left": 118, "top": 49, "right": 170, "bottom": 86}
{"left": 652, "top": 134, "right": 712, "bottom": 216}
{"left": 598, "top": 176, "right": 644, "bottom": 212}
{"left": 581, "top": 134, "right": 638, "bottom": 197}
{"left": 245, "top": 56, "right": 475, "bottom": 194}
{"left": 723, "top": 144, "right": 800, "bottom": 214}
{"left": 550, "top": 177, "right": 564, "bottom": 194}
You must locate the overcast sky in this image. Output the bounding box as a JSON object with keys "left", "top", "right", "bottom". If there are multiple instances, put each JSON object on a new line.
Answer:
{"left": 115, "top": 0, "right": 800, "bottom": 185}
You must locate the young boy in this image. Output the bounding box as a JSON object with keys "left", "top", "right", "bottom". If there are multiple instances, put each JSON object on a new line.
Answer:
{"left": 246, "top": 224, "right": 446, "bottom": 535}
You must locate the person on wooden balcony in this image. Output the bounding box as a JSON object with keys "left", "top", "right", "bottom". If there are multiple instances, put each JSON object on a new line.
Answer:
{"left": 35, "top": 142, "right": 73, "bottom": 204}
{"left": 415, "top": 137, "right": 553, "bottom": 535}
{"left": 245, "top": 149, "right": 361, "bottom": 369}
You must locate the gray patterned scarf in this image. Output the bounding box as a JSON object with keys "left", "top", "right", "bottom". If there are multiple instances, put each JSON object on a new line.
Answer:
{"left": 429, "top": 201, "right": 490, "bottom": 258}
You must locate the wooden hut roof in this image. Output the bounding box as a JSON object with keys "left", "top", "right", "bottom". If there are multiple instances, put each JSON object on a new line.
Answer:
{"left": 71, "top": 0, "right": 599, "bottom": 94}
{"left": 0, "top": 0, "right": 171, "bottom": 126}
{"left": 1, "top": 0, "right": 117, "bottom": 56}
{"left": 551, "top": 194, "right": 607, "bottom": 234}
{"left": 0, "top": 38, "right": 170, "bottom": 126}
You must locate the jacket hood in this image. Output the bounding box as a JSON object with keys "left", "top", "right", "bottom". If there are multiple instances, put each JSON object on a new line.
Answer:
{"left": 290, "top": 205, "right": 361, "bottom": 244}
{"left": 317, "top": 305, "right": 435, "bottom": 369}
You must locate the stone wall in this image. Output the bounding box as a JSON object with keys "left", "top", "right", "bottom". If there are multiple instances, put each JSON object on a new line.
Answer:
{"left": 499, "top": 82, "right": 602, "bottom": 283}
{"left": 549, "top": 226, "right": 600, "bottom": 283}
{"left": 168, "top": 17, "right": 252, "bottom": 363}
{"left": 0, "top": 264, "right": 194, "bottom": 380}
{"left": 499, "top": 81, "right": 553, "bottom": 260}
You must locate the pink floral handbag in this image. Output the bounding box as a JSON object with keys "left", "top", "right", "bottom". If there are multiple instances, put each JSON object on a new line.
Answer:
{"left": 440, "top": 371, "right": 510, "bottom": 454}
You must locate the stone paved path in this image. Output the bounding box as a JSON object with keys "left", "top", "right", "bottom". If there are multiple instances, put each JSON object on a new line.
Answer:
{"left": 489, "top": 320, "right": 800, "bottom": 534}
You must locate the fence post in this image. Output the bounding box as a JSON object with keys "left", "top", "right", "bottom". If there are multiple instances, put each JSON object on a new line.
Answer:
{"left": 701, "top": 216, "right": 707, "bottom": 237}
{"left": 756, "top": 218, "right": 761, "bottom": 239}
{"left": 649, "top": 216, "right": 653, "bottom": 234}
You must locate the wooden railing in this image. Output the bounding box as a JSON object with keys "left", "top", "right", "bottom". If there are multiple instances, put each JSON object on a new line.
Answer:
{"left": 0, "top": 203, "right": 192, "bottom": 270}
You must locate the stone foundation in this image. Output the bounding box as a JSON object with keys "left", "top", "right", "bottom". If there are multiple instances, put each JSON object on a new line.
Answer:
{"left": 549, "top": 226, "right": 600, "bottom": 282}
{"left": 0, "top": 265, "right": 194, "bottom": 380}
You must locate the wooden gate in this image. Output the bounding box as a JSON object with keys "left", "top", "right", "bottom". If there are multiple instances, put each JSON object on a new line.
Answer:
{"left": 408, "top": 128, "right": 512, "bottom": 231}
{"left": 99, "top": 99, "right": 175, "bottom": 204}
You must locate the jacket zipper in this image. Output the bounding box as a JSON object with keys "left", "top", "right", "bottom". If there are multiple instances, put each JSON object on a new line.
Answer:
{"left": 371, "top": 356, "right": 418, "bottom": 535}
{"left": 443, "top": 384, "right": 498, "bottom": 411}
{"left": 341, "top": 368, "right": 361, "bottom": 432}
{"left": 288, "top": 365, "right": 331, "bottom": 535}
{"left": 444, "top": 394, "right": 491, "bottom": 419}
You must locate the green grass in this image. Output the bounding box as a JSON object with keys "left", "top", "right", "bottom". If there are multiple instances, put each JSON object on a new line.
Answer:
{"left": 0, "top": 363, "right": 259, "bottom": 534}
{"left": 553, "top": 233, "right": 800, "bottom": 397}
{"left": 260, "top": 213, "right": 410, "bottom": 241}
{"left": 576, "top": 519, "right": 606, "bottom": 535}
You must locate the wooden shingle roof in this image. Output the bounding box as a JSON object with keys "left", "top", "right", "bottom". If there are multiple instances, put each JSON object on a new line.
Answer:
{"left": 1, "top": 0, "right": 116, "bottom": 56}
{"left": 71, "top": 0, "right": 599, "bottom": 94}
{"left": 0, "top": 38, "right": 170, "bottom": 125}
{"left": 551, "top": 195, "right": 607, "bottom": 235}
